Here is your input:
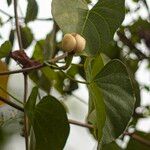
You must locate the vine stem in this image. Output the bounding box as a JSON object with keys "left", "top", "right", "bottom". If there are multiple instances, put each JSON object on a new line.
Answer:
{"left": 0, "top": 95, "right": 92, "bottom": 129}
{"left": 60, "top": 70, "right": 89, "bottom": 84}
{"left": 13, "top": 0, "right": 28, "bottom": 149}
{"left": 14, "top": 0, "right": 23, "bottom": 51}
{"left": 0, "top": 63, "right": 44, "bottom": 75}
{"left": 0, "top": 8, "right": 12, "bottom": 17}
{"left": 0, "top": 8, "right": 52, "bottom": 21}
{"left": 0, "top": 96, "right": 150, "bottom": 147}
{"left": 0, "top": 96, "right": 24, "bottom": 111}
{"left": 23, "top": 74, "right": 29, "bottom": 150}
{"left": 0, "top": 53, "right": 68, "bottom": 76}
{"left": 124, "top": 132, "right": 150, "bottom": 147}
{"left": 0, "top": 86, "right": 23, "bottom": 105}
{"left": 69, "top": 119, "right": 93, "bottom": 129}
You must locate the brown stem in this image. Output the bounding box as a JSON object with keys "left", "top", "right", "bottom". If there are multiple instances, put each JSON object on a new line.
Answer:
{"left": 14, "top": 0, "right": 23, "bottom": 51}
{"left": 14, "top": 0, "right": 28, "bottom": 149}
{"left": 72, "top": 94, "right": 88, "bottom": 105}
{"left": 49, "top": 52, "right": 68, "bottom": 63}
{"left": 0, "top": 9, "right": 12, "bottom": 17}
{"left": 0, "top": 8, "right": 52, "bottom": 21}
{"left": 0, "top": 53, "right": 68, "bottom": 76}
{"left": 69, "top": 119, "right": 93, "bottom": 129}
{"left": 23, "top": 74, "right": 29, "bottom": 150}
{"left": 0, "top": 96, "right": 24, "bottom": 111}
{"left": 0, "top": 64, "right": 44, "bottom": 76}
{"left": 117, "top": 31, "right": 147, "bottom": 60}
{"left": 124, "top": 132, "right": 150, "bottom": 147}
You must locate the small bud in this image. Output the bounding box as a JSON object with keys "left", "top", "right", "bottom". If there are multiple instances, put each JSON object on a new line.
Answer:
{"left": 62, "top": 34, "right": 77, "bottom": 52}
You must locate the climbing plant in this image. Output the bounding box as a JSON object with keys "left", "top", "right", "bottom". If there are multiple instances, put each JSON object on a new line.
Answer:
{"left": 0, "top": 0, "right": 150, "bottom": 149}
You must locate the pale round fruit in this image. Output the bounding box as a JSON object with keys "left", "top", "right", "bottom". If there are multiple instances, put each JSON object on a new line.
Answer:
{"left": 62, "top": 34, "right": 77, "bottom": 52}
{"left": 74, "top": 34, "right": 86, "bottom": 53}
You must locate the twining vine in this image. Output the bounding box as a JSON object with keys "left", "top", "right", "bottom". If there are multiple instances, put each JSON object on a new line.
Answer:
{"left": 0, "top": 0, "right": 150, "bottom": 149}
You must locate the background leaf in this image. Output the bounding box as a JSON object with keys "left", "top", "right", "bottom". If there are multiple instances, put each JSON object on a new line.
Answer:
{"left": 0, "top": 61, "right": 9, "bottom": 106}
{"left": 25, "top": 95, "right": 70, "bottom": 150}
{"left": 52, "top": 0, "right": 125, "bottom": 55}
{"left": 0, "top": 41, "right": 12, "bottom": 59}
{"left": 7, "top": 0, "right": 12, "bottom": 6}
{"left": 25, "top": 0, "right": 38, "bottom": 23}
{"left": 30, "top": 40, "right": 57, "bottom": 93}
{"left": 29, "top": 70, "right": 52, "bottom": 93}
{"left": 20, "top": 26, "right": 33, "bottom": 49}
{"left": 9, "top": 29, "right": 15, "bottom": 46}
{"left": 25, "top": 87, "right": 38, "bottom": 115}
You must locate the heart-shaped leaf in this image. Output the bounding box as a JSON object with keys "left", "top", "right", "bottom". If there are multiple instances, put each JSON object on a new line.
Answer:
{"left": 25, "top": 88, "right": 70, "bottom": 150}
{"left": 52, "top": 0, "right": 125, "bottom": 55}
{"left": 85, "top": 57, "right": 135, "bottom": 144}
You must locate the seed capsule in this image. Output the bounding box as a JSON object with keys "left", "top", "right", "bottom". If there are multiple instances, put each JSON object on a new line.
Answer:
{"left": 62, "top": 34, "right": 77, "bottom": 52}
{"left": 62, "top": 33, "right": 86, "bottom": 53}
{"left": 74, "top": 34, "right": 86, "bottom": 53}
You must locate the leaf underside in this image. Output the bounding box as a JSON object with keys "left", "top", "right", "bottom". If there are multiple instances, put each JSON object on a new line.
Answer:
{"left": 52, "top": 0, "right": 125, "bottom": 55}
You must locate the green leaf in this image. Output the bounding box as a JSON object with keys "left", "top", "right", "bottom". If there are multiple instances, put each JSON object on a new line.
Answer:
{"left": 29, "top": 128, "right": 36, "bottom": 150}
{"left": 103, "top": 41, "right": 121, "bottom": 59}
{"left": 0, "top": 41, "right": 12, "bottom": 59}
{"left": 24, "top": 87, "right": 38, "bottom": 149}
{"left": 25, "top": 0, "right": 38, "bottom": 23}
{"left": 0, "top": 18, "right": 3, "bottom": 26}
{"left": 101, "top": 142, "right": 121, "bottom": 150}
{"left": 125, "top": 60, "right": 140, "bottom": 109}
{"left": 52, "top": 0, "right": 88, "bottom": 34}
{"left": 85, "top": 0, "right": 91, "bottom": 4}
{"left": 32, "top": 38, "right": 52, "bottom": 63}
{"left": 7, "top": 0, "right": 12, "bottom": 6}
{"left": 85, "top": 55, "right": 106, "bottom": 140}
{"left": 88, "top": 83, "right": 106, "bottom": 140}
{"left": 25, "top": 87, "right": 38, "bottom": 115}
{"left": 29, "top": 70, "right": 52, "bottom": 93}
{"left": 20, "top": 26, "right": 33, "bottom": 49}
{"left": 52, "top": 0, "right": 125, "bottom": 55}
{"left": 32, "top": 40, "right": 45, "bottom": 63}
{"left": 25, "top": 95, "right": 70, "bottom": 150}
{"left": 9, "top": 29, "right": 15, "bottom": 46}
{"left": 85, "top": 55, "right": 104, "bottom": 82}
{"left": 31, "top": 39, "right": 57, "bottom": 92}
{"left": 85, "top": 58, "right": 135, "bottom": 144}
{"left": 41, "top": 67, "right": 56, "bottom": 81}
{"left": 54, "top": 71, "right": 66, "bottom": 94}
